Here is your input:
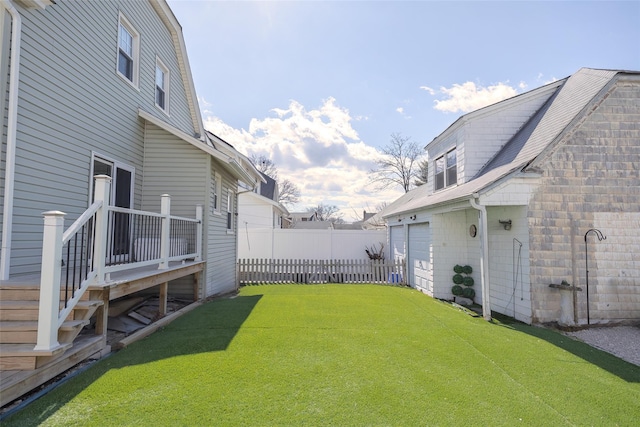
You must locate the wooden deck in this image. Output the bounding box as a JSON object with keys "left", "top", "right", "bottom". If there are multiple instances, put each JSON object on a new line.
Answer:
{"left": 0, "top": 260, "right": 204, "bottom": 408}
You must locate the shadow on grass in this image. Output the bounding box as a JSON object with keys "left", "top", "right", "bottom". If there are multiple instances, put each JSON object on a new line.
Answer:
{"left": 114, "top": 294, "right": 263, "bottom": 364}
{"left": 2, "top": 295, "right": 262, "bottom": 426}
{"left": 492, "top": 314, "right": 640, "bottom": 383}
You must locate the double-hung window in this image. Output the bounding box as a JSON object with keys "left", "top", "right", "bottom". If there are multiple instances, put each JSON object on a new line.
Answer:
{"left": 117, "top": 14, "right": 139, "bottom": 87}
{"left": 226, "top": 189, "right": 234, "bottom": 231}
{"left": 434, "top": 148, "right": 457, "bottom": 190}
{"left": 446, "top": 149, "right": 457, "bottom": 186}
{"left": 212, "top": 172, "right": 221, "bottom": 214}
{"left": 155, "top": 58, "right": 169, "bottom": 112}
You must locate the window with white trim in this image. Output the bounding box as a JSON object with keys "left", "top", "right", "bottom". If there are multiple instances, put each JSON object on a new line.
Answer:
{"left": 117, "top": 14, "right": 139, "bottom": 87}
{"left": 435, "top": 148, "right": 457, "bottom": 190}
{"left": 226, "top": 189, "right": 234, "bottom": 231}
{"left": 155, "top": 58, "right": 169, "bottom": 112}
{"left": 212, "top": 172, "right": 221, "bottom": 214}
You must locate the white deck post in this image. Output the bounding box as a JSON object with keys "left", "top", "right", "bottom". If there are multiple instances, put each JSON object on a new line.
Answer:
{"left": 195, "top": 204, "right": 203, "bottom": 262}
{"left": 93, "top": 175, "right": 111, "bottom": 284}
{"left": 34, "top": 211, "right": 66, "bottom": 351}
{"left": 159, "top": 194, "right": 171, "bottom": 269}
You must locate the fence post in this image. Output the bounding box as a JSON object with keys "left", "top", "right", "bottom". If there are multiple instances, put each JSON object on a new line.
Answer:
{"left": 35, "top": 211, "right": 66, "bottom": 351}
{"left": 93, "top": 175, "right": 111, "bottom": 284}
{"left": 195, "top": 204, "right": 203, "bottom": 262}
{"left": 159, "top": 194, "right": 171, "bottom": 270}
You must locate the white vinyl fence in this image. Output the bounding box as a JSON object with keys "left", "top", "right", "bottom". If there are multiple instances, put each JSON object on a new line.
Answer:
{"left": 238, "top": 258, "right": 406, "bottom": 285}
{"left": 238, "top": 228, "right": 387, "bottom": 260}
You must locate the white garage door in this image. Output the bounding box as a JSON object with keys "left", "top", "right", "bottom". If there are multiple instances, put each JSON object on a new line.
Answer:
{"left": 409, "top": 223, "right": 431, "bottom": 293}
{"left": 389, "top": 225, "right": 406, "bottom": 262}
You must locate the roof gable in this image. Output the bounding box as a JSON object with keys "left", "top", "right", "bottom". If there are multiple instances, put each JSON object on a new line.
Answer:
{"left": 383, "top": 68, "right": 629, "bottom": 218}
{"left": 149, "top": 0, "right": 204, "bottom": 138}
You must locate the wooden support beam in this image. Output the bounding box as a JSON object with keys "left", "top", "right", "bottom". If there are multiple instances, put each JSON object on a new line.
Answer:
{"left": 91, "top": 288, "right": 110, "bottom": 337}
{"left": 159, "top": 282, "right": 168, "bottom": 316}
{"left": 193, "top": 270, "right": 201, "bottom": 301}
{"left": 113, "top": 301, "right": 202, "bottom": 350}
{"left": 106, "top": 263, "right": 203, "bottom": 300}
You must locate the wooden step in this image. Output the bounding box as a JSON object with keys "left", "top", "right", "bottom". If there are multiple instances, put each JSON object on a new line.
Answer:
{"left": 0, "top": 301, "right": 39, "bottom": 321}
{"left": 0, "top": 283, "right": 90, "bottom": 302}
{"left": 0, "top": 300, "right": 104, "bottom": 321}
{"left": 0, "top": 335, "right": 106, "bottom": 405}
{"left": 0, "top": 320, "right": 88, "bottom": 345}
{"left": 0, "top": 343, "right": 72, "bottom": 370}
{"left": 70, "top": 300, "right": 104, "bottom": 321}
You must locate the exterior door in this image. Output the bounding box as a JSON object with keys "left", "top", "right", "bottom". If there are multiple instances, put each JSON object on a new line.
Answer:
{"left": 409, "top": 223, "right": 431, "bottom": 293}
{"left": 92, "top": 156, "right": 134, "bottom": 262}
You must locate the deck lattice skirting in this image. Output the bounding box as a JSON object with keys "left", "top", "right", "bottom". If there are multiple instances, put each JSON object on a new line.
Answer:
{"left": 238, "top": 259, "right": 406, "bottom": 285}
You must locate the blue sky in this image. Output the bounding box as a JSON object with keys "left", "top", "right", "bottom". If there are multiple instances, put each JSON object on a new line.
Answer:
{"left": 167, "top": 0, "right": 640, "bottom": 219}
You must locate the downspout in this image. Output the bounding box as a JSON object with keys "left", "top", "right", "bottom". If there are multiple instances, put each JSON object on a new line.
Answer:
{"left": 469, "top": 195, "right": 492, "bottom": 321}
{"left": 0, "top": 0, "right": 21, "bottom": 280}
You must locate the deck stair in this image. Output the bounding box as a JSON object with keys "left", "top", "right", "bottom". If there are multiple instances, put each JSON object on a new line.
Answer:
{"left": 0, "top": 280, "right": 103, "bottom": 371}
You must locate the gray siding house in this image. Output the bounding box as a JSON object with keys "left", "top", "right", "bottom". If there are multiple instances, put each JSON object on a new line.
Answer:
{"left": 0, "top": 0, "right": 259, "bottom": 405}
{"left": 383, "top": 68, "right": 639, "bottom": 327}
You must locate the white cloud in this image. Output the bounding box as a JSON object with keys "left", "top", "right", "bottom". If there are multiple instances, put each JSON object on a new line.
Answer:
{"left": 419, "top": 86, "right": 436, "bottom": 95}
{"left": 396, "top": 107, "right": 404, "bottom": 114}
{"left": 536, "top": 72, "right": 559, "bottom": 85}
{"left": 432, "top": 81, "right": 519, "bottom": 113}
{"left": 203, "top": 98, "right": 402, "bottom": 216}
{"left": 197, "top": 95, "right": 212, "bottom": 110}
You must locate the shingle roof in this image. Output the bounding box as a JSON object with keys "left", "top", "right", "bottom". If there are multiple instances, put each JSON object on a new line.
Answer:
{"left": 259, "top": 172, "right": 277, "bottom": 200}
{"left": 383, "top": 68, "right": 623, "bottom": 218}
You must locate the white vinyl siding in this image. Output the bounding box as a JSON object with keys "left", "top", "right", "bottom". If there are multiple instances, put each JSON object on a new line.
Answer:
{"left": 141, "top": 123, "right": 206, "bottom": 217}
{"left": 5, "top": 0, "right": 197, "bottom": 276}
{"left": 207, "top": 163, "right": 239, "bottom": 296}
{"left": 142, "top": 129, "right": 242, "bottom": 298}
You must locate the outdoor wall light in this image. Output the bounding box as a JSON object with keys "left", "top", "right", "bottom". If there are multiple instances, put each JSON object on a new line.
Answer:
{"left": 499, "top": 219, "right": 512, "bottom": 230}
{"left": 409, "top": 214, "right": 417, "bottom": 220}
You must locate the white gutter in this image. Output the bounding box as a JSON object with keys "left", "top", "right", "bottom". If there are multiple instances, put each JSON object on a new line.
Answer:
{"left": 1, "top": 0, "right": 21, "bottom": 280}
{"left": 469, "top": 195, "right": 492, "bottom": 321}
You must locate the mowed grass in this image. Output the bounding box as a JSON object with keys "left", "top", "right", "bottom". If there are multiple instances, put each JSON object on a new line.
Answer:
{"left": 4, "top": 284, "right": 639, "bottom": 426}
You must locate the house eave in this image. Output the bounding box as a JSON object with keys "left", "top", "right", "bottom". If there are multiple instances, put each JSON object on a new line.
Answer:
{"left": 138, "top": 109, "right": 255, "bottom": 184}
{"left": 13, "top": 0, "right": 54, "bottom": 9}
{"left": 383, "top": 163, "right": 540, "bottom": 219}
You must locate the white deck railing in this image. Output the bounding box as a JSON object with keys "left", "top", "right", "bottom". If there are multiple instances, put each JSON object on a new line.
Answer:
{"left": 35, "top": 175, "right": 202, "bottom": 352}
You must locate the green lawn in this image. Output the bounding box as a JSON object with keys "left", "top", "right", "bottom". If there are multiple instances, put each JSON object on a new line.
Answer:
{"left": 4, "top": 284, "right": 639, "bottom": 426}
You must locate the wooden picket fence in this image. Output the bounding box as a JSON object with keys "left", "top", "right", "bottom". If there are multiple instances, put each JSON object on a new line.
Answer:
{"left": 237, "top": 258, "right": 406, "bottom": 285}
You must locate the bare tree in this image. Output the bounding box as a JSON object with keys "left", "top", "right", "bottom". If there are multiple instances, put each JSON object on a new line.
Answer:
{"left": 278, "top": 179, "right": 301, "bottom": 207}
{"left": 249, "top": 154, "right": 279, "bottom": 179}
{"left": 369, "top": 133, "right": 425, "bottom": 193}
{"left": 413, "top": 159, "right": 429, "bottom": 187}
{"left": 249, "top": 153, "right": 300, "bottom": 207}
{"left": 307, "top": 203, "right": 344, "bottom": 224}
